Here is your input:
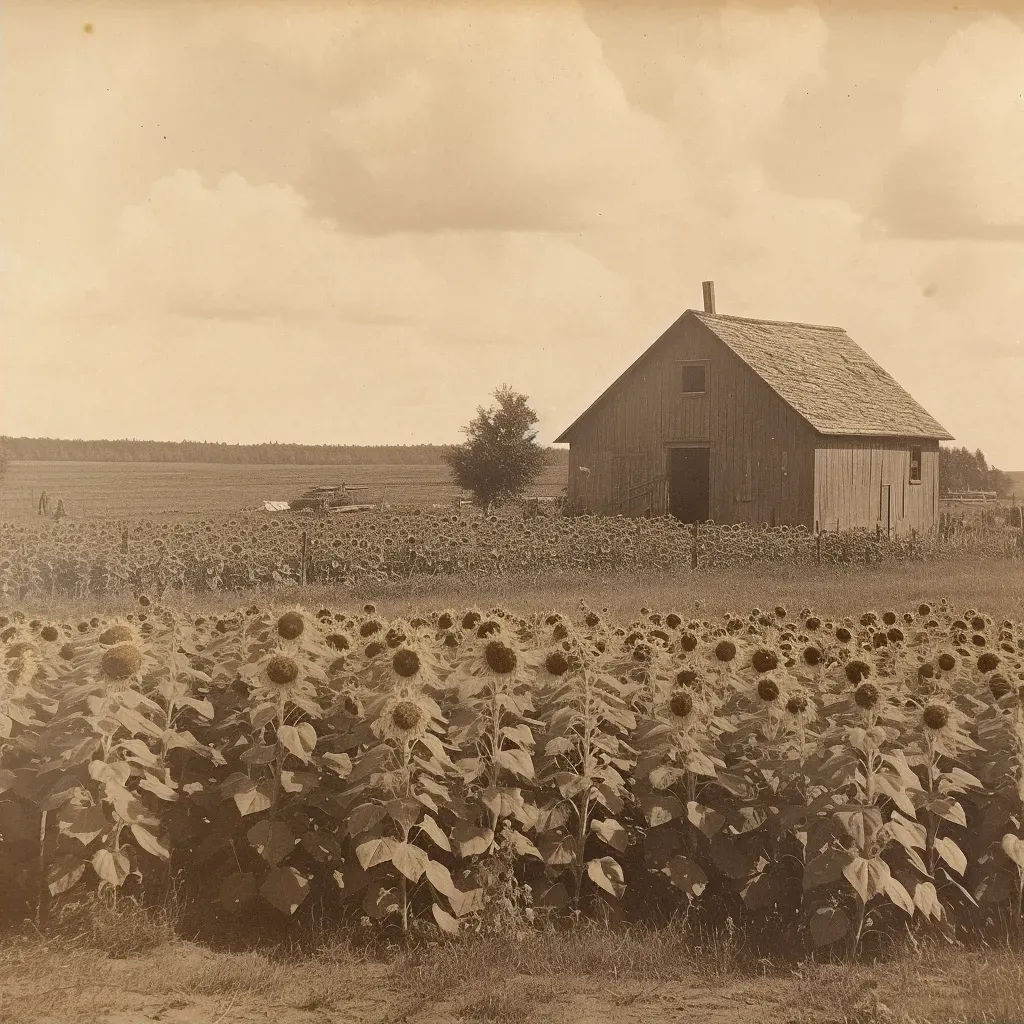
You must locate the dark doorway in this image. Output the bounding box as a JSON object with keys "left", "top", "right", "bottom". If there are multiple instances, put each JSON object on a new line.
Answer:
{"left": 668, "top": 447, "right": 710, "bottom": 523}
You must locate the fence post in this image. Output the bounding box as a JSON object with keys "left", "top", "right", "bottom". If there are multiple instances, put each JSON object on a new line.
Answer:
{"left": 691, "top": 520, "right": 698, "bottom": 570}
{"left": 300, "top": 530, "right": 307, "bottom": 587}
{"left": 816, "top": 529, "right": 822, "bottom": 566}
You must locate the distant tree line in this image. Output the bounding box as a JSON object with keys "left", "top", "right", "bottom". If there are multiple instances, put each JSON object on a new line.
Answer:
{"left": 0, "top": 436, "right": 570, "bottom": 468}
{"left": 940, "top": 445, "right": 1015, "bottom": 497}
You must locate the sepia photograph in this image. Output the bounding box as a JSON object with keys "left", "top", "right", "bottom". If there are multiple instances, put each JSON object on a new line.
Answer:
{"left": 2, "top": 0, "right": 1024, "bottom": 1021}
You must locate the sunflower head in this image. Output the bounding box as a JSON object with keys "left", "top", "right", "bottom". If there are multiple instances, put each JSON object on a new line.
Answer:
{"left": 101, "top": 643, "right": 143, "bottom": 682}
{"left": 484, "top": 640, "right": 517, "bottom": 674}
{"left": 786, "top": 694, "right": 809, "bottom": 716}
{"left": 265, "top": 654, "right": 299, "bottom": 688}
{"left": 545, "top": 650, "right": 570, "bottom": 676}
{"left": 845, "top": 660, "right": 872, "bottom": 685}
{"left": 391, "top": 700, "right": 423, "bottom": 731}
{"left": 757, "top": 678, "right": 780, "bottom": 703}
{"left": 276, "top": 611, "right": 304, "bottom": 641}
{"left": 854, "top": 682, "right": 880, "bottom": 710}
{"left": 978, "top": 652, "right": 1000, "bottom": 674}
{"left": 922, "top": 702, "right": 950, "bottom": 731}
{"left": 803, "top": 646, "right": 823, "bottom": 667}
{"left": 392, "top": 648, "right": 421, "bottom": 678}
{"left": 669, "top": 691, "right": 694, "bottom": 719}
{"left": 714, "top": 640, "right": 737, "bottom": 663}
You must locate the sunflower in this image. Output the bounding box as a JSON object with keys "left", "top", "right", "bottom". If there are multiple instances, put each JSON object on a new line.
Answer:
{"left": 453, "top": 626, "right": 542, "bottom": 695}
{"left": 918, "top": 698, "right": 977, "bottom": 757}
{"left": 373, "top": 689, "right": 444, "bottom": 747}
{"left": 243, "top": 648, "right": 325, "bottom": 715}
{"left": 383, "top": 632, "right": 445, "bottom": 691}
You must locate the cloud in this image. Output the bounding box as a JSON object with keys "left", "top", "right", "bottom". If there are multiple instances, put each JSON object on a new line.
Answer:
{"left": 299, "top": 2, "right": 685, "bottom": 233}
{"left": 875, "top": 16, "right": 1024, "bottom": 239}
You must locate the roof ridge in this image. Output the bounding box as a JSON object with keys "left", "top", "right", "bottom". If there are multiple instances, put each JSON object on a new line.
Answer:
{"left": 692, "top": 310, "right": 847, "bottom": 333}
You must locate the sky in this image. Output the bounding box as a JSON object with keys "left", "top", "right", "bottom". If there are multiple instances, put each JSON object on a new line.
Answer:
{"left": 2, "top": 0, "right": 1023, "bottom": 466}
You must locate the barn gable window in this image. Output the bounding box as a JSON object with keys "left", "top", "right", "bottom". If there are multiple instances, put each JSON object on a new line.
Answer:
{"left": 909, "top": 446, "right": 922, "bottom": 484}
{"left": 680, "top": 362, "right": 707, "bottom": 395}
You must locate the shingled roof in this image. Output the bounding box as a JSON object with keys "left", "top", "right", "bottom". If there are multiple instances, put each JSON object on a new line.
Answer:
{"left": 555, "top": 310, "right": 953, "bottom": 442}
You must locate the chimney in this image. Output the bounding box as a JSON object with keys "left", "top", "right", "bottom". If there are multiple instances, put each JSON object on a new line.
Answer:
{"left": 702, "top": 280, "right": 716, "bottom": 314}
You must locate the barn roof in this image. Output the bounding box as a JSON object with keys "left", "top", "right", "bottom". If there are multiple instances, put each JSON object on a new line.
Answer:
{"left": 554, "top": 310, "right": 953, "bottom": 443}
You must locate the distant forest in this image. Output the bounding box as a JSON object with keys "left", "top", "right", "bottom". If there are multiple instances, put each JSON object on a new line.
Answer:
{"left": 0, "top": 438, "right": 1013, "bottom": 495}
{"left": 939, "top": 446, "right": 1016, "bottom": 497}
{"left": 0, "top": 437, "right": 571, "bottom": 467}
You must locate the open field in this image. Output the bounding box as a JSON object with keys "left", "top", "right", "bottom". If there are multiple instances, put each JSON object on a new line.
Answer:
{"left": 4, "top": 926, "right": 1024, "bottom": 1024}
{"left": 0, "top": 461, "right": 568, "bottom": 520}
{"left": 11, "top": 558, "right": 1024, "bottom": 625}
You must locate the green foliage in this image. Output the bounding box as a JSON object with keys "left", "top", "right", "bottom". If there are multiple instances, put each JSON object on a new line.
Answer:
{"left": 940, "top": 445, "right": 1014, "bottom": 498}
{"left": 443, "top": 387, "right": 547, "bottom": 512}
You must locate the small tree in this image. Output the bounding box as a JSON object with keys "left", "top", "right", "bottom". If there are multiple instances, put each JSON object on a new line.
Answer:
{"left": 443, "top": 385, "right": 546, "bottom": 512}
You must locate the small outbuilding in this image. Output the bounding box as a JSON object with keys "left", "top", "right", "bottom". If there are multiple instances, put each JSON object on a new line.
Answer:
{"left": 555, "top": 283, "right": 953, "bottom": 537}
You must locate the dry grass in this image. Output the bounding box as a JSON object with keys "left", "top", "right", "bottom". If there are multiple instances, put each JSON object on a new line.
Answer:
{"left": 4, "top": 913, "right": 1024, "bottom": 1024}
{"left": 14, "top": 556, "right": 1024, "bottom": 625}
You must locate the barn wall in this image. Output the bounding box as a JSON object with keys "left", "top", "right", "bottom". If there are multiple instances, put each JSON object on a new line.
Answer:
{"left": 564, "top": 314, "right": 817, "bottom": 526}
{"left": 813, "top": 439, "right": 940, "bottom": 537}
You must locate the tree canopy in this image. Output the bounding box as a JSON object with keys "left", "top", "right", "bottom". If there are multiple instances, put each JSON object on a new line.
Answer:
{"left": 939, "top": 445, "right": 1014, "bottom": 497}
{"left": 442, "top": 386, "right": 546, "bottom": 511}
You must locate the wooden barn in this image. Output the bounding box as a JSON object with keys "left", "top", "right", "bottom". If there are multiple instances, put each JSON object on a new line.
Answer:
{"left": 555, "top": 283, "right": 953, "bottom": 537}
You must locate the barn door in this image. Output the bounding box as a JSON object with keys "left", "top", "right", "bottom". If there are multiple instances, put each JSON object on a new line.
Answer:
{"left": 880, "top": 484, "right": 892, "bottom": 538}
{"left": 668, "top": 447, "right": 710, "bottom": 523}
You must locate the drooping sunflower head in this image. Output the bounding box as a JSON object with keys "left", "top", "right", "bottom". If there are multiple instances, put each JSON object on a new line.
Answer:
{"left": 845, "top": 659, "right": 872, "bottom": 686}
{"left": 854, "top": 682, "right": 880, "bottom": 710}
{"left": 669, "top": 690, "right": 694, "bottom": 720}
{"left": 922, "top": 701, "right": 949, "bottom": 732}
{"left": 95, "top": 618, "right": 144, "bottom": 650}
{"left": 485, "top": 640, "right": 517, "bottom": 674}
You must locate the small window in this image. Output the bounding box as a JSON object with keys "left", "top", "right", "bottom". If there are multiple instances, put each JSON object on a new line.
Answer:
{"left": 909, "top": 447, "right": 922, "bottom": 484}
{"left": 681, "top": 364, "right": 706, "bottom": 394}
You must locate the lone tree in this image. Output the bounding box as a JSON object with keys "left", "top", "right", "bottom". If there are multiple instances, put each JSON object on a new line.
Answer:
{"left": 443, "top": 385, "right": 546, "bottom": 512}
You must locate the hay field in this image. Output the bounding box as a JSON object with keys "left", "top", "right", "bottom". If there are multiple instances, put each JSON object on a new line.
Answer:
{"left": 0, "top": 460, "right": 568, "bottom": 519}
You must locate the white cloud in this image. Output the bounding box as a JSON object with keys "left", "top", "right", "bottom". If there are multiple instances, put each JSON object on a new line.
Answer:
{"left": 876, "top": 15, "right": 1024, "bottom": 238}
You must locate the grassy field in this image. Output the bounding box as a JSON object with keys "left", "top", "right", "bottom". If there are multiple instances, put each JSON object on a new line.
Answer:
{"left": 3, "top": 915, "right": 1024, "bottom": 1024}
{"left": 15, "top": 556, "right": 1024, "bottom": 624}
{"left": 0, "top": 461, "right": 568, "bottom": 519}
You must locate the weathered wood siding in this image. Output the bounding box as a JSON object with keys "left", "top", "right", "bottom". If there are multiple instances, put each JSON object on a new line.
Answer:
{"left": 813, "top": 439, "right": 940, "bottom": 537}
{"left": 565, "top": 316, "right": 817, "bottom": 526}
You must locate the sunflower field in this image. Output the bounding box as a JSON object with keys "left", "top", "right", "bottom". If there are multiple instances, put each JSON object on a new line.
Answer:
{"left": 2, "top": 509, "right": 1021, "bottom": 597}
{"left": 3, "top": 597, "right": 1024, "bottom": 956}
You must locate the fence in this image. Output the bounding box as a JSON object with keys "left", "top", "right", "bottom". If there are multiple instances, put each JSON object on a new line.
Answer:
{"left": 3, "top": 508, "right": 1022, "bottom": 600}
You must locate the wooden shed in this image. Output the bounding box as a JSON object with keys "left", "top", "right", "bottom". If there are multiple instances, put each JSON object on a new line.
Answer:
{"left": 555, "top": 283, "right": 953, "bottom": 537}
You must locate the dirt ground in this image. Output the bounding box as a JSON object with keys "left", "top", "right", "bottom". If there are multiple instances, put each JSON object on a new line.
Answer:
{"left": 3, "top": 935, "right": 1023, "bottom": 1024}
